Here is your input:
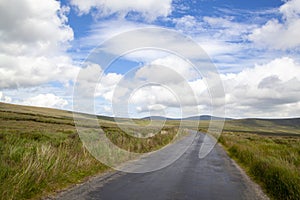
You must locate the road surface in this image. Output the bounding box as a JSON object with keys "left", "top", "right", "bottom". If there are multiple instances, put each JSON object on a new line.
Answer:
{"left": 53, "top": 132, "right": 268, "bottom": 200}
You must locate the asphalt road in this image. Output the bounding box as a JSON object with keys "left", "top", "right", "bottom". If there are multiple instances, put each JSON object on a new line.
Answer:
{"left": 54, "top": 132, "right": 268, "bottom": 200}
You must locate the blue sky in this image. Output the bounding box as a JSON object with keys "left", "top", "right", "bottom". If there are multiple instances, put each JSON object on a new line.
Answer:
{"left": 0, "top": 0, "right": 300, "bottom": 118}
{"left": 64, "top": 0, "right": 285, "bottom": 65}
{"left": 63, "top": 0, "right": 293, "bottom": 74}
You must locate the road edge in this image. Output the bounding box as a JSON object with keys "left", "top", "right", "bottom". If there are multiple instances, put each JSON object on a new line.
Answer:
{"left": 43, "top": 170, "right": 123, "bottom": 200}
{"left": 217, "top": 143, "right": 270, "bottom": 200}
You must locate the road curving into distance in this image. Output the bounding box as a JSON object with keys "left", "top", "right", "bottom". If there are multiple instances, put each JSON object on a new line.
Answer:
{"left": 52, "top": 132, "right": 269, "bottom": 200}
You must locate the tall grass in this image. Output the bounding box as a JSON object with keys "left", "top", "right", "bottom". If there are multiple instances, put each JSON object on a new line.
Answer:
{"left": 0, "top": 130, "right": 108, "bottom": 200}
{"left": 219, "top": 132, "right": 300, "bottom": 200}
{"left": 103, "top": 126, "right": 180, "bottom": 153}
{"left": 0, "top": 103, "right": 183, "bottom": 199}
{"left": 0, "top": 127, "right": 182, "bottom": 199}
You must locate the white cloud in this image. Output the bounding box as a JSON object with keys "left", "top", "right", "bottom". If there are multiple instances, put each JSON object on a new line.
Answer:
{"left": 280, "top": 0, "right": 300, "bottom": 21}
{"left": 0, "top": 92, "right": 12, "bottom": 103}
{"left": 134, "top": 57, "right": 197, "bottom": 86}
{"left": 76, "top": 20, "right": 201, "bottom": 64}
{"left": 20, "top": 93, "right": 68, "bottom": 109}
{"left": 74, "top": 62, "right": 123, "bottom": 101}
{"left": 83, "top": 19, "right": 145, "bottom": 44}
{"left": 0, "top": 55, "right": 79, "bottom": 89}
{"left": 70, "top": 0, "right": 173, "bottom": 21}
{"left": 73, "top": 19, "right": 147, "bottom": 61}
{"left": 130, "top": 85, "right": 178, "bottom": 106}
{"left": 101, "top": 55, "right": 211, "bottom": 117}
{"left": 92, "top": 56, "right": 300, "bottom": 118}
{"left": 0, "top": 0, "right": 79, "bottom": 89}
{"left": 96, "top": 72, "right": 123, "bottom": 101}
{"left": 76, "top": 16, "right": 249, "bottom": 75}
{"left": 200, "top": 40, "right": 241, "bottom": 57}
{"left": 3, "top": 1, "right": 296, "bottom": 118}
{"left": 174, "top": 15, "right": 199, "bottom": 32}
{"left": 248, "top": 0, "right": 300, "bottom": 50}
{"left": 222, "top": 57, "right": 300, "bottom": 117}
{"left": 203, "top": 16, "right": 256, "bottom": 40}
{"left": 0, "top": 0, "right": 73, "bottom": 56}
{"left": 172, "top": 15, "right": 257, "bottom": 73}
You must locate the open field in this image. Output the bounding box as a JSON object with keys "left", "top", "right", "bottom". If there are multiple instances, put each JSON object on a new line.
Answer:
{"left": 0, "top": 103, "right": 181, "bottom": 199}
{"left": 194, "top": 117, "right": 300, "bottom": 200}
{"left": 196, "top": 118, "right": 300, "bottom": 136}
{"left": 213, "top": 119, "right": 300, "bottom": 200}
{"left": 222, "top": 118, "right": 300, "bottom": 136}
{"left": 1, "top": 102, "right": 300, "bottom": 199}
{"left": 198, "top": 117, "right": 300, "bottom": 200}
{"left": 219, "top": 132, "right": 300, "bottom": 200}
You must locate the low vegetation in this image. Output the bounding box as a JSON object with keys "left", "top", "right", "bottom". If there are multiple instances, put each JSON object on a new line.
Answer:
{"left": 103, "top": 125, "right": 180, "bottom": 153}
{"left": 2, "top": 102, "right": 300, "bottom": 200}
{"left": 196, "top": 118, "right": 300, "bottom": 200}
{"left": 219, "top": 132, "right": 300, "bottom": 200}
{"left": 0, "top": 129, "right": 108, "bottom": 200}
{"left": 197, "top": 118, "right": 300, "bottom": 136}
{"left": 0, "top": 103, "right": 181, "bottom": 199}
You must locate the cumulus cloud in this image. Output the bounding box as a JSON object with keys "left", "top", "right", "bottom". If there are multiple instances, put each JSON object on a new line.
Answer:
{"left": 91, "top": 56, "right": 300, "bottom": 118}
{"left": 0, "top": 55, "right": 79, "bottom": 89}
{"left": 70, "top": 0, "right": 173, "bottom": 21}
{"left": 136, "top": 104, "right": 167, "bottom": 113}
{"left": 96, "top": 55, "right": 212, "bottom": 118}
{"left": 0, "top": 0, "right": 79, "bottom": 89}
{"left": 74, "top": 62, "right": 123, "bottom": 102}
{"left": 20, "top": 93, "right": 68, "bottom": 109}
{"left": 130, "top": 85, "right": 179, "bottom": 106}
{"left": 0, "top": 92, "right": 12, "bottom": 103}
{"left": 150, "top": 56, "right": 199, "bottom": 81}
{"left": 0, "top": 0, "right": 73, "bottom": 56}
{"left": 222, "top": 57, "right": 300, "bottom": 117}
{"left": 248, "top": 0, "right": 300, "bottom": 50}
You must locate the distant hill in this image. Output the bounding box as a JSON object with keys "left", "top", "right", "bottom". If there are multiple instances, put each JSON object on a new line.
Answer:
{"left": 0, "top": 102, "right": 299, "bottom": 136}
{"left": 251, "top": 118, "right": 300, "bottom": 127}
{"left": 141, "top": 116, "right": 169, "bottom": 120}
{"left": 141, "top": 115, "right": 231, "bottom": 121}
{"left": 233, "top": 118, "right": 300, "bottom": 130}
{"left": 222, "top": 118, "right": 300, "bottom": 136}
{"left": 184, "top": 115, "right": 232, "bottom": 121}
{"left": 0, "top": 102, "right": 115, "bottom": 123}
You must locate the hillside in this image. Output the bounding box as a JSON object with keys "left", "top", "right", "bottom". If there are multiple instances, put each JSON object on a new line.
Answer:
{"left": 0, "top": 102, "right": 181, "bottom": 199}
{"left": 141, "top": 115, "right": 231, "bottom": 121}
{"left": 1, "top": 102, "right": 300, "bottom": 199}
{"left": 222, "top": 118, "right": 300, "bottom": 136}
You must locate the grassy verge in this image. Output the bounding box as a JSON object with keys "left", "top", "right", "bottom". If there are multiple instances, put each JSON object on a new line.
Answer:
{"left": 0, "top": 103, "right": 182, "bottom": 199}
{"left": 219, "top": 132, "right": 300, "bottom": 200}
{"left": 0, "top": 130, "right": 108, "bottom": 200}
{"left": 103, "top": 125, "right": 182, "bottom": 153}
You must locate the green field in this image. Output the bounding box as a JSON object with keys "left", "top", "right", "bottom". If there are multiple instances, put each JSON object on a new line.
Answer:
{"left": 0, "top": 103, "right": 181, "bottom": 199}
{"left": 219, "top": 132, "right": 300, "bottom": 200}
{"left": 1, "top": 102, "right": 300, "bottom": 199}
{"left": 197, "top": 117, "right": 300, "bottom": 136}
{"left": 214, "top": 118, "right": 300, "bottom": 200}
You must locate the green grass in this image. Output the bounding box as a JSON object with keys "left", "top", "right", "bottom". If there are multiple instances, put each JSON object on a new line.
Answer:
{"left": 197, "top": 118, "right": 300, "bottom": 200}
{"left": 0, "top": 103, "right": 183, "bottom": 199}
{"left": 219, "top": 132, "right": 300, "bottom": 200}
{"left": 195, "top": 118, "right": 300, "bottom": 136}
{"left": 0, "top": 130, "right": 108, "bottom": 200}
{"left": 102, "top": 125, "right": 181, "bottom": 153}
{"left": 2, "top": 102, "right": 300, "bottom": 199}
